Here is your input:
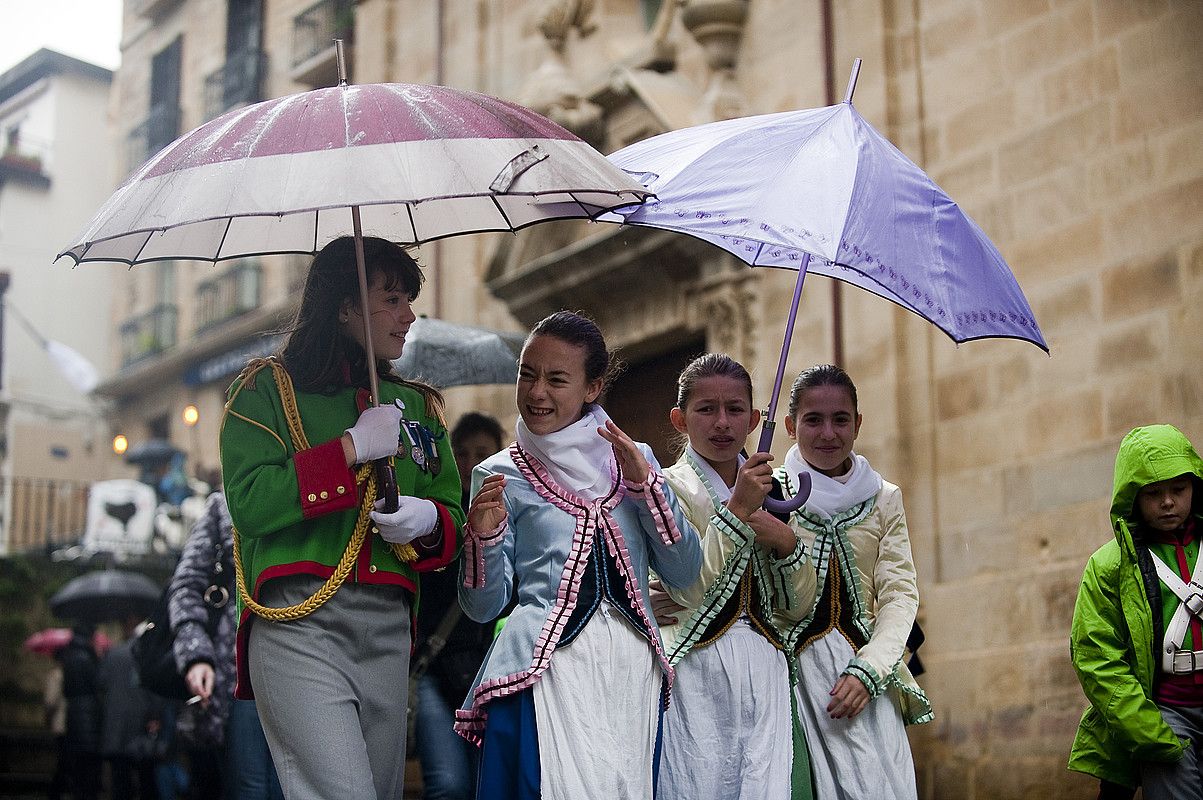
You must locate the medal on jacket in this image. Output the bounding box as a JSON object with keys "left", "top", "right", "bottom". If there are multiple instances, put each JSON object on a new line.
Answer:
{"left": 419, "top": 425, "right": 442, "bottom": 476}
{"left": 400, "top": 421, "right": 427, "bottom": 471}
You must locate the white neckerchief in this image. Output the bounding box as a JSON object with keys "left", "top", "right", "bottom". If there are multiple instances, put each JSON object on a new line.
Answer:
{"left": 516, "top": 404, "right": 616, "bottom": 500}
{"left": 782, "top": 444, "right": 882, "bottom": 520}
{"left": 685, "top": 444, "right": 744, "bottom": 504}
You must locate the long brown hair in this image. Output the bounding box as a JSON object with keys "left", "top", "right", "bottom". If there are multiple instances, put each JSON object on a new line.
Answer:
{"left": 279, "top": 237, "right": 444, "bottom": 418}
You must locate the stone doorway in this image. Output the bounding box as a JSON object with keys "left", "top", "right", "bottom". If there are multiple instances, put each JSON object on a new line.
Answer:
{"left": 604, "top": 337, "right": 705, "bottom": 467}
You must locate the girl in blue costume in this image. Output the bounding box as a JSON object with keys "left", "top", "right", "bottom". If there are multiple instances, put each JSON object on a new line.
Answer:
{"left": 775, "top": 365, "right": 932, "bottom": 800}
{"left": 657, "top": 354, "right": 817, "bottom": 800}
{"left": 455, "top": 311, "right": 703, "bottom": 800}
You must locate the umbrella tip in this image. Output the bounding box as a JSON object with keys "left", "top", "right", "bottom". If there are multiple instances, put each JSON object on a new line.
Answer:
{"left": 843, "top": 58, "right": 863, "bottom": 104}
{"left": 335, "top": 39, "right": 349, "bottom": 86}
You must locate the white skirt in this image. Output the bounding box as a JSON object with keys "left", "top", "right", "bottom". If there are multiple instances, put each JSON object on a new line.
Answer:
{"left": 659, "top": 619, "right": 793, "bottom": 800}
{"left": 795, "top": 629, "right": 917, "bottom": 800}
{"left": 533, "top": 601, "right": 660, "bottom": 800}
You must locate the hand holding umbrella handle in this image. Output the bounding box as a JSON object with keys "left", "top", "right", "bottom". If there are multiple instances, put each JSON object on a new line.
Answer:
{"left": 756, "top": 421, "right": 812, "bottom": 515}
{"left": 376, "top": 460, "right": 400, "bottom": 513}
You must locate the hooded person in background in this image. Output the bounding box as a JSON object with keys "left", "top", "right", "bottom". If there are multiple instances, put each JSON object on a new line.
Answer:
{"left": 1070, "top": 424, "right": 1203, "bottom": 799}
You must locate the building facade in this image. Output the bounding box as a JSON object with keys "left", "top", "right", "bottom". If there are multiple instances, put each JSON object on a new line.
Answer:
{"left": 0, "top": 50, "right": 126, "bottom": 553}
{"left": 103, "top": 1, "right": 1202, "bottom": 796}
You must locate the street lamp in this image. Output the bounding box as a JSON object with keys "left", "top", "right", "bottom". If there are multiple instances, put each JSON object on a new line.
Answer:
{"left": 182, "top": 405, "right": 199, "bottom": 426}
{"left": 112, "top": 434, "right": 128, "bottom": 455}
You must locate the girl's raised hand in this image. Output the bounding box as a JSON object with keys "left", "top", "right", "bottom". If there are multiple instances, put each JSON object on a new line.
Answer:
{"left": 727, "top": 452, "right": 775, "bottom": 521}
{"left": 468, "top": 473, "right": 507, "bottom": 532}
{"left": 746, "top": 510, "right": 799, "bottom": 558}
{"left": 598, "top": 419, "right": 649, "bottom": 485}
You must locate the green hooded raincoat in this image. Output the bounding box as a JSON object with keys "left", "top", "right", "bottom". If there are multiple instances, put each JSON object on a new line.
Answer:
{"left": 1068, "top": 424, "right": 1203, "bottom": 786}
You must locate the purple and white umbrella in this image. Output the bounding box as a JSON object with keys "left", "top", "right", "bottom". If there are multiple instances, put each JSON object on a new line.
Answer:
{"left": 604, "top": 60, "right": 1046, "bottom": 511}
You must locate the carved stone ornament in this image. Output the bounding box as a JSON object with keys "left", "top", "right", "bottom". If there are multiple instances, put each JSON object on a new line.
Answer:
{"left": 681, "top": 0, "right": 748, "bottom": 121}
{"left": 690, "top": 270, "right": 758, "bottom": 366}
{"left": 521, "top": 0, "right": 605, "bottom": 145}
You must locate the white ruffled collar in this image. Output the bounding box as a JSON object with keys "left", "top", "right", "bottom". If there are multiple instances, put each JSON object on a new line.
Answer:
{"left": 516, "top": 404, "right": 615, "bottom": 500}
{"left": 782, "top": 444, "right": 882, "bottom": 519}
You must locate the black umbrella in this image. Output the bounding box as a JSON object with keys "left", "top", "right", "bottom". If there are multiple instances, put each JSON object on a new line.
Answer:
{"left": 392, "top": 317, "right": 525, "bottom": 389}
{"left": 123, "top": 438, "right": 183, "bottom": 467}
{"left": 49, "top": 569, "right": 161, "bottom": 623}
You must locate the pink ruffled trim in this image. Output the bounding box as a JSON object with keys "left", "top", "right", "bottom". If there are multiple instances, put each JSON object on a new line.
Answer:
{"left": 461, "top": 519, "right": 507, "bottom": 589}
{"left": 626, "top": 470, "right": 682, "bottom": 546}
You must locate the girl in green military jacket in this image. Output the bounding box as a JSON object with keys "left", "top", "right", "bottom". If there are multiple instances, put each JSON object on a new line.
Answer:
{"left": 1069, "top": 424, "right": 1203, "bottom": 798}
{"left": 220, "top": 236, "right": 464, "bottom": 800}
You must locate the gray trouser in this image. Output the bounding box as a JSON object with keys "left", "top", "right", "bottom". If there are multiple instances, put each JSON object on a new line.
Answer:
{"left": 249, "top": 575, "right": 412, "bottom": 800}
{"left": 1140, "top": 702, "right": 1203, "bottom": 800}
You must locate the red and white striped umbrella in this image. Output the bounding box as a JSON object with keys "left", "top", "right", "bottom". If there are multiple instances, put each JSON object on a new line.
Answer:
{"left": 57, "top": 82, "right": 650, "bottom": 265}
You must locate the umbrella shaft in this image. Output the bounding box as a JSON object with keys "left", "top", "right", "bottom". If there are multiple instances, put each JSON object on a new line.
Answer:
{"left": 761, "top": 252, "right": 812, "bottom": 448}
{"left": 351, "top": 207, "right": 382, "bottom": 405}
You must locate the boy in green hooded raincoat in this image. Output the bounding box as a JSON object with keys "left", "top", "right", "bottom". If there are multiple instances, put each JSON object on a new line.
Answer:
{"left": 1069, "top": 424, "right": 1203, "bottom": 798}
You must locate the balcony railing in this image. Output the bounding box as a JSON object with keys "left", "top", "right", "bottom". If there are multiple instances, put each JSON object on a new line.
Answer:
{"left": 291, "top": 0, "right": 354, "bottom": 87}
{"left": 4, "top": 477, "right": 90, "bottom": 554}
{"left": 195, "top": 260, "right": 262, "bottom": 332}
{"left": 0, "top": 135, "right": 51, "bottom": 186}
{"left": 127, "top": 103, "right": 180, "bottom": 170}
{"left": 119, "top": 304, "right": 178, "bottom": 367}
{"left": 205, "top": 49, "right": 268, "bottom": 120}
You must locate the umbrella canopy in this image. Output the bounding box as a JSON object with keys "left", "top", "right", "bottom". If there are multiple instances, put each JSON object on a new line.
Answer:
{"left": 23, "top": 627, "right": 112, "bottom": 656}
{"left": 49, "top": 569, "right": 161, "bottom": 623}
{"left": 57, "top": 82, "right": 651, "bottom": 265}
{"left": 392, "top": 317, "right": 525, "bottom": 389}
{"left": 602, "top": 61, "right": 1044, "bottom": 513}
{"left": 605, "top": 98, "right": 1046, "bottom": 352}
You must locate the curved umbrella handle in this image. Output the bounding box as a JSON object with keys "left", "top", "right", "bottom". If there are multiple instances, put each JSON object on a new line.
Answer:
{"left": 763, "top": 471, "right": 811, "bottom": 515}
{"left": 376, "top": 460, "right": 400, "bottom": 513}
{"left": 755, "top": 419, "right": 811, "bottom": 515}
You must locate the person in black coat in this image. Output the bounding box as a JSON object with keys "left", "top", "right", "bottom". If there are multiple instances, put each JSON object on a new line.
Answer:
{"left": 58, "top": 623, "right": 102, "bottom": 800}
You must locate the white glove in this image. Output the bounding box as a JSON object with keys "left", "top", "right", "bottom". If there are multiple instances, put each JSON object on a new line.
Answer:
{"left": 345, "top": 405, "right": 403, "bottom": 464}
{"left": 371, "top": 497, "right": 439, "bottom": 545}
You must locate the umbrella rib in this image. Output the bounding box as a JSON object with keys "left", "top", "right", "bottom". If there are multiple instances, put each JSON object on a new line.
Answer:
{"left": 215, "top": 217, "right": 234, "bottom": 260}
{"left": 406, "top": 203, "right": 419, "bottom": 243}
{"left": 490, "top": 195, "right": 515, "bottom": 232}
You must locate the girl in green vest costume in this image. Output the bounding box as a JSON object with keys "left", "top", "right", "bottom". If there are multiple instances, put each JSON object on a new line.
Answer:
{"left": 657, "top": 353, "right": 817, "bottom": 799}
{"left": 774, "top": 364, "right": 932, "bottom": 800}
{"left": 220, "top": 236, "right": 464, "bottom": 800}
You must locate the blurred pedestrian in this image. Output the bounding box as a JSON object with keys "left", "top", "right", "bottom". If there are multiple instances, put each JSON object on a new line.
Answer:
{"left": 169, "top": 491, "right": 283, "bottom": 800}
{"left": 59, "top": 622, "right": 102, "bottom": 800}
{"left": 97, "top": 615, "right": 160, "bottom": 799}
{"left": 44, "top": 660, "right": 68, "bottom": 800}
{"left": 411, "top": 412, "right": 505, "bottom": 800}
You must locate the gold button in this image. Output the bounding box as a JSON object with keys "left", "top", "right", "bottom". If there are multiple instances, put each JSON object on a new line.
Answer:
{"left": 369, "top": 565, "right": 378, "bottom": 573}
{"left": 320, "top": 491, "right": 329, "bottom": 500}
{"left": 371, "top": 526, "right": 379, "bottom": 534}
{"left": 307, "top": 493, "right": 317, "bottom": 502}
{"left": 336, "top": 486, "right": 346, "bottom": 495}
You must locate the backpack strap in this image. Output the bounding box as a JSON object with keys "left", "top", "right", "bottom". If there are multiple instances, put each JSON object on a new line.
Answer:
{"left": 1148, "top": 549, "right": 1203, "bottom": 674}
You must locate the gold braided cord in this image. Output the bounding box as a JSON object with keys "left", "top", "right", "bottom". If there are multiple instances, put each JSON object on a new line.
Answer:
{"left": 226, "top": 358, "right": 417, "bottom": 624}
